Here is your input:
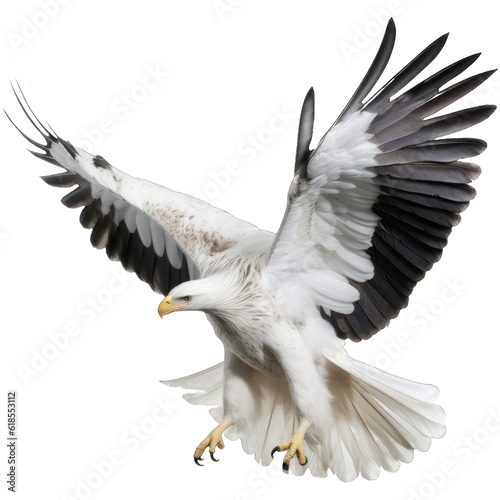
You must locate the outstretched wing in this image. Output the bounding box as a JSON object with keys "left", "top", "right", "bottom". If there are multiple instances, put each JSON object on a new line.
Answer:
{"left": 7, "top": 84, "right": 259, "bottom": 295}
{"left": 264, "top": 19, "right": 496, "bottom": 341}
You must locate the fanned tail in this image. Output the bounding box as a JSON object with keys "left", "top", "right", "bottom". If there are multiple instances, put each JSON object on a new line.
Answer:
{"left": 310, "top": 352, "right": 446, "bottom": 480}
{"left": 163, "top": 354, "right": 445, "bottom": 480}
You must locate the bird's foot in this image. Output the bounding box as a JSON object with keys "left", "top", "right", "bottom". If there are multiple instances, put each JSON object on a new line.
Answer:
{"left": 193, "top": 419, "right": 232, "bottom": 466}
{"left": 271, "top": 422, "right": 309, "bottom": 473}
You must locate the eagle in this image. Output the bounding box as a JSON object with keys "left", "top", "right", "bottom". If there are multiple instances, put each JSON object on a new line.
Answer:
{"left": 8, "top": 19, "right": 495, "bottom": 480}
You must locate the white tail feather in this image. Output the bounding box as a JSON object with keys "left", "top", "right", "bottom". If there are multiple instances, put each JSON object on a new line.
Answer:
{"left": 162, "top": 354, "right": 445, "bottom": 480}
{"left": 161, "top": 363, "right": 224, "bottom": 406}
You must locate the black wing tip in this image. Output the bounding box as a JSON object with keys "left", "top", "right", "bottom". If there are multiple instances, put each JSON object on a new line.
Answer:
{"left": 424, "top": 31, "right": 449, "bottom": 59}
{"left": 382, "top": 18, "right": 397, "bottom": 51}
{"left": 476, "top": 138, "right": 488, "bottom": 152}
{"left": 6, "top": 81, "right": 61, "bottom": 156}
{"left": 302, "top": 87, "right": 315, "bottom": 110}
{"left": 428, "top": 32, "right": 449, "bottom": 52}
{"left": 469, "top": 68, "right": 497, "bottom": 86}
{"left": 305, "top": 86, "right": 315, "bottom": 100}
{"left": 295, "top": 86, "right": 316, "bottom": 175}
{"left": 3, "top": 108, "right": 16, "bottom": 127}
{"left": 10, "top": 81, "right": 57, "bottom": 141}
{"left": 381, "top": 19, "right": 397, "bottom": 57}
{"left": 477, "top": 68, "right": 498, "bottom": 86}
{"left": 467, "top": 52, "right": 482, "bottom": 64}
{"left": 482, "top": 104, "right": 497, "bottom": 116}
{"left": 385, "top": 18, "right": 396, "bottom": 37}
{"left": 466, "top": 137, "right": 487, "bottom": 149}
{"left": 439, "top": 32, "right": 450, "bottom": 43}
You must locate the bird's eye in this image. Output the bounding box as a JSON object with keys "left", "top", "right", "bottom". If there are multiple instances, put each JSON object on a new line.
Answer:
{"left": 182, "top": 296, "right": 191, "bottom": 302}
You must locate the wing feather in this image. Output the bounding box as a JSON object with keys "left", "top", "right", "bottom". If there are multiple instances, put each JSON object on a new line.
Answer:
{"left": 264, "top": 19, "right": 495, "bottom": 341}
{"left": 8, "top": 85, "right": 262, "bottom": 294}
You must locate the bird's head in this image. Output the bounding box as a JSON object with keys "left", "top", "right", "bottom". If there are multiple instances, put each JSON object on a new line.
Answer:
{"left": 157, "top": 273, "right": 247, "bottom": 319}
{"left": 157, "top": 293, "right": 192, "bottom": 317}
{"left": 157, "top": 279, "right": 216, "bottom": 318}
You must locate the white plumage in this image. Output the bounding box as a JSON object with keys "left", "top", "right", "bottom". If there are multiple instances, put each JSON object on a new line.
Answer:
{"left": 8, "top": 19, "right": 495, "bottom": 480}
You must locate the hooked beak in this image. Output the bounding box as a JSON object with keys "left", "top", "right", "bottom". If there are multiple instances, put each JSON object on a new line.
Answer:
{"left": 158, "top": 295, "right": 188, "bottom": 318}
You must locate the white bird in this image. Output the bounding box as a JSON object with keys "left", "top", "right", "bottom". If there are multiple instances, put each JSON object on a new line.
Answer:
{"left": 8, "top": 19, "right": 495, "bottom": 480}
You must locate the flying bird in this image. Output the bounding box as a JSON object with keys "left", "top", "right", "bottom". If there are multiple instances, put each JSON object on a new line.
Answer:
{"left": 8, "top": 19, "right": 495, "bottom": 480}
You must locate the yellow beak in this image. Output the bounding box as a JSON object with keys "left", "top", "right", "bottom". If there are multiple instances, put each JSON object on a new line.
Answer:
{"left": 158, "top": 295, "right": 188, "bottom": 318}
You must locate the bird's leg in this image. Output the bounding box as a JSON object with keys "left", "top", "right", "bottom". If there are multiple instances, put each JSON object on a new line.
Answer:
{"left": 271, "top": 420, "right": 310, "bottom": 472}
{"left": 193, "top": 419, "right": 232, "bottom": 466}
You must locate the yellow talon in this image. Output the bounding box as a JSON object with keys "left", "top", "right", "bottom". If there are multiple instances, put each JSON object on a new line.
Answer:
{"left": 193, "top": 419, "right": 232, "bottom": 466}
{"left": 271, "top": 422, "right": 309, "bottom": 472}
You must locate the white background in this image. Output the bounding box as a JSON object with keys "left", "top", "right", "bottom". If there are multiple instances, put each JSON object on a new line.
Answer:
{"left": 1, "top": 1, "right": 499, "bottom": 499}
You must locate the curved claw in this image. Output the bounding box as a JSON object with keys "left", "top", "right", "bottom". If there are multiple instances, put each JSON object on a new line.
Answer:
{"left": 271, "top": 446, "right": 279, "bottom": 458}
{"left": 210, "top": 451, "right": 219, "bottom": 462}
{"left": 194, "top": 456, "right": 204, "bottom": 466}
{"left": 282, "top": 461, "right": 289, "bottom": 473}
{"left": 302, "top": 456, "right": 308, "bottom": 466}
